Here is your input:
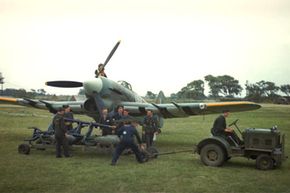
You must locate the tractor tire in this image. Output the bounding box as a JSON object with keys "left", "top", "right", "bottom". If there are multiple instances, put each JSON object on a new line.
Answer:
{"left": 256, "top": 154, "right": 274, "bottom": 170}
{"left": 200, "top": 144, "right": 225, "bottom": 167}
{"left": 18, "top": 144, "right": 30, "bottom": 155}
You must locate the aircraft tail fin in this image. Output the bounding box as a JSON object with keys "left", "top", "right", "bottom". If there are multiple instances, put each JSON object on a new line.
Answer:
{"left": 155, "top": 91, "right": 166, "bottom": 104}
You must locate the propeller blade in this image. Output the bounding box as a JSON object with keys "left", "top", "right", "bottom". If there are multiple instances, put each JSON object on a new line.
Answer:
{"left": 45, "top": 81, "right": 83, "bottom": 88}
{"left": 103, "top": 40, "right": 121, "bottom": 67}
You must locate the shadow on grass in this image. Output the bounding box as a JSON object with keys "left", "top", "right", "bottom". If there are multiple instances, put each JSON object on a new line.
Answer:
{"left": 223, "top": 159, "right": 256, "bottom": 170}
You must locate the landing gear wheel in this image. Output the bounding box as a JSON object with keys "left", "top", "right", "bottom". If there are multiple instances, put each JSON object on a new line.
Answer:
{"left": 256, "top": 154, "right": 274, "bottom": 170}
{"left": 200, "top": 144, "right": 225, "bottom": 167}
{"left": 146, "top": 147, "right": 159, "bottom": 158}
{"left": 18, "top": 144, "right": 30, "bottom": 155}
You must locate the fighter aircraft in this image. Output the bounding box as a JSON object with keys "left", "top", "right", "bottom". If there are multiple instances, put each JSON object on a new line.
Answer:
{"left": 0, "top": 41, "right": 261, "bottom": 127}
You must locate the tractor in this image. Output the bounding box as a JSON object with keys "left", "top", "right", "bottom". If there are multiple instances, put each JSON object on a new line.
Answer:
{"left": 196, "top": 119, "right": 287, "bottom": 170}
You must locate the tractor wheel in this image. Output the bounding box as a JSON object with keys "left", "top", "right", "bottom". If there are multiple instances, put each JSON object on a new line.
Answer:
{"left": 256, "top": 154, "right": 274, "bottom": 170}
{"left": 18, "top": 144, "right": 30, "bottom": 155}
{"left": 146, "top": 147, "right": 159, "bottom": 158}
{"left": 200, "top": 144, "right": 225, "bottom": 167}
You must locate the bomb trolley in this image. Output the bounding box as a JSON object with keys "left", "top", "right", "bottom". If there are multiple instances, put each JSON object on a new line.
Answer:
{"left": 18, "top": 119, "right": 118, "bottom": 155}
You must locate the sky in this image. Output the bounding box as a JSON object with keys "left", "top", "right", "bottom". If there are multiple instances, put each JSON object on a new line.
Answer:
{"left": 0, "top": 0, "right": 290, "bottom": 96}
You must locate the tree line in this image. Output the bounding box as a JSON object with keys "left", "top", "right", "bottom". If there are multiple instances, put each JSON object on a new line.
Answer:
{"left": 1, "top": 88, "right": 48, "bottom": 98}
{"left": 146, "top": 74, "right": 290, "bottom": 103}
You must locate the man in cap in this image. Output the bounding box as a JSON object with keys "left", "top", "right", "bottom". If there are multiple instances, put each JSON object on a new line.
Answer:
{"left": 99, "top": 108, "right": 115, "bottom": 136}
{"left": 95, "top": 63, "right": 107, "bottom": 78}
{"left": 211, "top": 110, "right": 241, "bottom": 145}
{"left": 211, "top": 109, "right": 232, "bottom": 136}
{"left": 110, "top": 105, "right": 124, "bottom": 133}
{"left": 142, "top": 110, "right": 159, "bottom": 148}
{"left": 53, "top": 107, "right": 71, "bottom": 158}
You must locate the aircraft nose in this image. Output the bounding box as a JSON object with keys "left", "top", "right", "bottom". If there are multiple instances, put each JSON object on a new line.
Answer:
{"left": 83, "top": 78, "right": 103, "bottom": 96}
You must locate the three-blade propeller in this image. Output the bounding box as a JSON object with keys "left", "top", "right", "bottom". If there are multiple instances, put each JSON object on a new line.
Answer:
{"left": 46, "top": 41, "right": 120, "bottom": 88}
{"left": 96, "top": 40, "right": 121, "bottom": 78}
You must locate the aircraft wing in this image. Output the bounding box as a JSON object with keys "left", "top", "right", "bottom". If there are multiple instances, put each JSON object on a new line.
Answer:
{"left": 0, "top": 96, "right": 261, "bottom": 118}
{"left": 121, "top": 101, "right": 261, "bottom": 118}
{"left": 0, "top": 97, "right": 84, "bottom": 114}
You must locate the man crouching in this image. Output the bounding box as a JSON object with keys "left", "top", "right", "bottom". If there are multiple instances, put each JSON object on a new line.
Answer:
{"left": 111, "top": 118, "right": 146, "bottom": 166}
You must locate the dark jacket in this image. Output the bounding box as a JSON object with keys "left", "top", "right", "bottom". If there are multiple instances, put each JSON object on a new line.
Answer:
{"left": 53, "top": 113, "right": 67, "bottom": 137}
{"left": 142, "top": 116, "right": 158, "bottom": 134}
{"left": 211, "top": 115, "right": 226, "bottom": 136}
{"left": 99, "top": 115, "right": 114, "bottom": 135}
{"left": 117, "top": 125, "right": 142, "bottom": 144}
{"left": 64, "top": 112, "right": 74, "bottom": 130}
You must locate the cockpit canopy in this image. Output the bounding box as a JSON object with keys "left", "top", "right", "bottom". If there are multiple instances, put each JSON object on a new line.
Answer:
{"left": 117, "top": 80, "right": 132, "bottom": 91}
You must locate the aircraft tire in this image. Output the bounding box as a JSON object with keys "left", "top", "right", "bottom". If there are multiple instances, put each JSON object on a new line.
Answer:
{"left": 18, "top": 144, "right": 30, "bottom": 155}
{"left": 200, "top": 143, "right": 225, "bottom": 167}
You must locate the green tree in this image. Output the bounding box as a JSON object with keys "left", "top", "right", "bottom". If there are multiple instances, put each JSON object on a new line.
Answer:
{"left": 186, "top": 80, "right": 205, "bottom": 99}
{"left": 257, "top": 81, "right": 279, "bottom": 98}
{"left": 37, "top": 89, "right": 46, "bottom": 96}
{"left": 245, "top": 81, "right": 263, "bottom": 101}
{"left": 204, "top": 75, "right": 220, "bottom": 97}
{"left": 177, "top": 80, "right": 205, "bottom": 99}
{"left": 245, "top": 80, "right": 280, "bottom": 102}
{"left": 205, "top": 75, "right": 242, "bottom": 98}
{"left": 219, "top": 75, "right": 243, "bottom": 97}
{"left": 280, "top": 84, "right": 290, "bottom": 96}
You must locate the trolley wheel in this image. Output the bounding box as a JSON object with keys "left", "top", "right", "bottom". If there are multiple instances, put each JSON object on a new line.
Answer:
{"left": 18, "top": 144, "right": 30, "bottom": 155}
{"left": 146, "top": 146, "right": 159, "bottom": 158}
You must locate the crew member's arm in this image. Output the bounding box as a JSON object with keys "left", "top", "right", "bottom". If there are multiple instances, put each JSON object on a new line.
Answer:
{"left": 60, "top": 117, "right": 68, "bottom": 136}
{"left": 133, "top": 127, "right": 142, "bottom": 144}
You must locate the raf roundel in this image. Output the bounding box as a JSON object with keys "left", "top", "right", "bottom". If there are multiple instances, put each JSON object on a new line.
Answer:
{"left": 199, "top": 103, "right": 206, "bottom": 110}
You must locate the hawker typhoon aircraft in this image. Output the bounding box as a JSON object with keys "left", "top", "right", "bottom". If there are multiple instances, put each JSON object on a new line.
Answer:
{"left": 0, "top": 41, "right": 261, "bottom": 127}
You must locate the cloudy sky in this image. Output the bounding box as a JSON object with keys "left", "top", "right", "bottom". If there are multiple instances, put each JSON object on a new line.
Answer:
{"left": 0, "top": 0, "right": 290, "bottom": 96}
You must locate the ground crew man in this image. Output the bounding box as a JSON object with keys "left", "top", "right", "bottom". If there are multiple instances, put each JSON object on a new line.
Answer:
{"left": 95, "top": 63, "right": 107, "bottom": 78}
{"left": 142, "top": 110, "right": 159, "bottom": 147}
{"left": 111, "top": 105, "right": 124, "bottom": 133}
{"left": 211, "top": 110, "right": 242, "bottom": 145}
{"left": 53, "top": 107, "right": 71, "bottom": 158}
{"left": 63, "top": 105, "right": 74, "bottom": 131}
{"left": 111, "top": 119, "right": 145, "bottom": 165}
{"left": 99, "top": 108, "right": 115, "bottom": 136}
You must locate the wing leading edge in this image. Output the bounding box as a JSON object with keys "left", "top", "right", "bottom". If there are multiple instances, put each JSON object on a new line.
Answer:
{"left": 0, "top": 97, "right": 261, "bottom": 119}
{"left": 0, "top": 97, "right": 84, "bottom": 114}
{"left": 121, "top": 101, "right": 261, "bottom": 118}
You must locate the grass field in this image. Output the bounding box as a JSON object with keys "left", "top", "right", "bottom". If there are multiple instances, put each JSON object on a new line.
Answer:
{"left": 0, "top": 104, "right": 289, "bottom": 193}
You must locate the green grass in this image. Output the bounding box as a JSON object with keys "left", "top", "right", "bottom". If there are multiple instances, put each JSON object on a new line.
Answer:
{"left": 0, "top": 104, "right": 290, "bottom": 193}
